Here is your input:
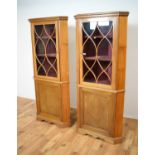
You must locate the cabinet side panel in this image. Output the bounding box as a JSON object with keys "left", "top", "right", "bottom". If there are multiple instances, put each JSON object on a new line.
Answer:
{"left": 76, "top": 20, "right": 81, "bottom": 128}
{"left": 116, "top": 16, "right": 128, "bottom": 89}
{"left": 58, "top": 20, "right": 70, "bottom": 125}
{"left": 114, "top": 16, "right": 128, "bottom": 137}
{"left": 61, "top": 83, "right": 70, "bottom": 125}
{"left": 58, "top": 20, "right": 69, "bottom": 81}
{"left": 114, "top": 93, "right": 125, "bottom": 137}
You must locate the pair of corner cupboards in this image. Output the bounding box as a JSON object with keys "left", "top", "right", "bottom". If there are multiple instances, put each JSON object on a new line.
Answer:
{"left": 29, "top": 11, "right": 129, "bottom": 144}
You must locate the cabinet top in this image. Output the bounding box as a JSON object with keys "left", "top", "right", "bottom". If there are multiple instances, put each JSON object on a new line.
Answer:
{"left": 29, "top": 16, "right": 68, "bottom": 23}
{"left": 74, "top": 11, "right": 129, "bottom": 19}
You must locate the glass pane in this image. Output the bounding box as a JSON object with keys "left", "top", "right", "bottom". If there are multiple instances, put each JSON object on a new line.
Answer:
{"left": 98, "top": 39, "right": 112, "bottom": 60}
{"left": 83, "top": 21, "right": 97, "bottom": 35}
{"left": 83, "top": 39, "right": 96, "bottom": 57}
{"left": 82, "top": 20, "right": 113, "bottom": 85}
{"left": 34, "top": 24, "right": 57, "bottom": 77}
{"left": 46, "top": 40, "right": 56, "bottom": 54}
{"left": 98, "top": 21, "right": 113, "bottom": 43}
{"left": 35, "top": 40, "right": 45, "bottom": 55}
{"left": 35, "top": 25, "right": 43, "bottom": 36}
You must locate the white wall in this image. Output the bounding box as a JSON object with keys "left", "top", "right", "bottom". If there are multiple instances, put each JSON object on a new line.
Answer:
{"left": 17, "top": 0, "right": 138, "bottom": 119}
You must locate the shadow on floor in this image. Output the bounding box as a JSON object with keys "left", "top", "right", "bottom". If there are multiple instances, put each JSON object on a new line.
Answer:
{"left": 70, "top": 108, "right": 77, "bottom": 126}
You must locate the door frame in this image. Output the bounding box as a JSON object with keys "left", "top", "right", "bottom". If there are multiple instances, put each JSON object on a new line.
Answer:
{"left": 78, "top": 17, "right": 118, "bottom": 90}
{"left": 31, "top": 20, "right": 61, "bottom": 81}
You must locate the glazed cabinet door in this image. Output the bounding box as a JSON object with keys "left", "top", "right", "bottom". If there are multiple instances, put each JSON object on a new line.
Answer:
{"left": 32, "top": 21, "right": 60, "bottom": 81}
{"left": 35, "top": 80, "right": 61, "bottom": 121}
{"left": 79, "top": 87, "right": 115, "bottom": 136}
{"left": 79, "top": 17, "right": 117, "bottom": 89}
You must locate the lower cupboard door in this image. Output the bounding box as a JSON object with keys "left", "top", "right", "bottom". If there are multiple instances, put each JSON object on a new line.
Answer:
{"left": 80, "top": 87, "right": 115, "bottom": 136}
{"left": 35, "top": 80, "right": 61, "bottom": 120}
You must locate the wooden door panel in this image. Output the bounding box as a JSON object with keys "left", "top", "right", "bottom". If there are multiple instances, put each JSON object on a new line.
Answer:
{"left": 80, "top": 87, "right": 115, "bottom": 135}
{"left": 35, "top": 80, "right": 61, "bottom": 119}
{"left": 46, "top": 85, "right": 60, "bottom": 116}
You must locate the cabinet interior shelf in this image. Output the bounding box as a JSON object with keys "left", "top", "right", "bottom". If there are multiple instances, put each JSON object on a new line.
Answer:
{"left": 84, "top": 56, "right": 111, "bottom": 61}
{"left": 36, "top": 36, "right": 56, "bottom": 39}
{"left": 83, "top": 35, "right": 112, "bottom": 39}
{"left": 37, "top": 53, "right": 56, "bottom": 57}
{"left": 85, "top": 79, "right": 110, "bottom": 84}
